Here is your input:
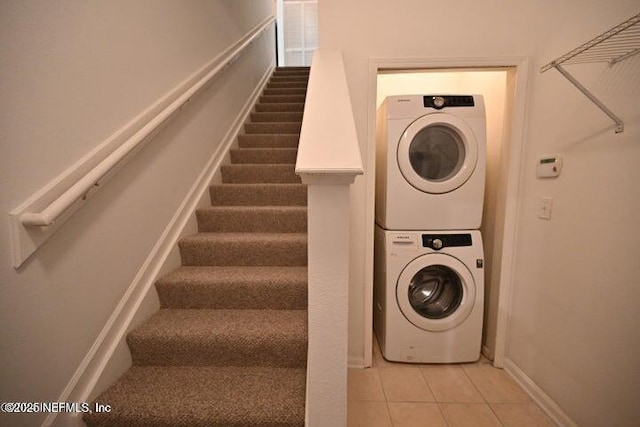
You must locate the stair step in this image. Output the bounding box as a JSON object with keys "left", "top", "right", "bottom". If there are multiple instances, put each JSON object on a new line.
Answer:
{"left": 250, "top": 111, "right": 303, "bottom": 122}
{"left": 197, "top": 206, "right": 306, "bottom": 233}
{"left": 273, "top": 69, "right": 310, "bottom": 75}
{"left": 270, "top": 75, "right": 309, "bottom": 83}
{"left": 179, "top": 232, "right": 307, "bottom": 266}
{"left": 245, "top": 122, "right": 302, "bottom": 134}
{"left": 255, "top": 102, "right": 305, "bottom": 112}
{"left": 127, "top": 309, "right": 307, "bottom": 367}
{"left": 85, "top": 366, "right": 306, "bottom": 426}
{"left": 260, "top": 94, "right": 306, "bottom": 104}
{"left": 230, "top": 147, "right": 297, "bottom": 164}
{"left": 221, "top": 164, "right": 300, "bottom": 184}
{"left": 267, "top": 81, "right": 309, "bottom": 89}
{"left": 263, "top": 87, "right": 307, "bottom": 96}
{"left": 276, "top": 66, "right": 310, "bottom": 71}
{"left": 209, "top": 183, "right": 307, "bottom": 206}
{"left": 238, "top": 133, "right": 299, "bottom": 148}
{"left": 273, "top": 72, "right": 310, "bottom": 78}
{"left": 156, "top": 266, "right": 308, "bottom": 310}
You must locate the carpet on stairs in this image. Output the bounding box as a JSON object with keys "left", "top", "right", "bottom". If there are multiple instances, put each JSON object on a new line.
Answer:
{"left": 84, "top": 66, "right": 310, "bottom": 427}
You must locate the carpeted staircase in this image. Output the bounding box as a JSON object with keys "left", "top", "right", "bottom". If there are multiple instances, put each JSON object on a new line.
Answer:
{"left": 84, "top": 67, "right": 310, "bottom": 427}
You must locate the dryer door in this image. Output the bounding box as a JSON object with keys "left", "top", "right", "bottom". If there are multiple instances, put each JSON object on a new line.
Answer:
{"left": 397, "top": 113, "right": 478, "bottom": 194}
{"left": 396, "top": 253, "right": 475, "bottom": 332}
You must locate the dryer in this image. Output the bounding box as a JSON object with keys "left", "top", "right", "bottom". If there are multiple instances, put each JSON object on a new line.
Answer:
{"left": 373, "top": 225, "right": 484, "bottom": 363}
{"left": 375, "top": 95, "right": 486, "bottom": 230}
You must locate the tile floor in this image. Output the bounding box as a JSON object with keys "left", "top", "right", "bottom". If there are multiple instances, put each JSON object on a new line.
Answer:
{"left": 347, "top": 337, "right": 555, "bottom": 427}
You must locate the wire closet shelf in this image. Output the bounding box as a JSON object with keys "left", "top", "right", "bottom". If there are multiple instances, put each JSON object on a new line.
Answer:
{"left": 540, "top": 12, "right": 640, "bottom": 133}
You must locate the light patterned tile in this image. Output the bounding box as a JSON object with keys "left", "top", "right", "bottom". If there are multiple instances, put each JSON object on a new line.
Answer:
{"left": 421, "top": 365, "right": 484, "bottom": 403}
{"left": 348, "top": 368, "right": 386, "bottom": 401}
{"left": 440, "top": 403, "right": 502, "bottom": 427}
{"left": 491, "top": 402, "right": 555, "bottom": 427}
{"left": 461, "top": 363, "right": 530, "bottom": 403}
{"left": 347, "top": 401, "right": 392, "bottom": 427}
{"left": 388, "top": 402, "right": 447, "bottom": 427}
{"left": 378, "top": 367, "right": 435, "bottom": 402}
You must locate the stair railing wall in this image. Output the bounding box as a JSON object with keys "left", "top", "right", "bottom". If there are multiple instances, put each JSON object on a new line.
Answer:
{"left": 295, "top": 49, "right": 364, "bottom": 427}
{"left": 9, "top": 15, "right": 275, "bottom": 269}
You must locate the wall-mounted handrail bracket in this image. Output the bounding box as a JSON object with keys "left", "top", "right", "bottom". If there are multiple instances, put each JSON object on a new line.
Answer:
{"left": 541, "top": 12, "right": 640, "bottom": 133}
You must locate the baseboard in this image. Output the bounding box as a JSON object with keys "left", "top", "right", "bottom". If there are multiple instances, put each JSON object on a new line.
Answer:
{"left": 348, "top": 355, "right": 366, "bottom": 369}
{"left": 503, "top": 358, "right": 578, "bottom": 427}
{"left": 45, "top": 63, "right": 274, "bottom": 427}
{"left": 481, "top": 344, "right": 496, "bottom": 364}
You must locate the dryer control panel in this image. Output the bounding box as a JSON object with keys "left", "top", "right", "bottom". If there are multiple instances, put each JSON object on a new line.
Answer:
{"left": 422, "top": 234, "right": 472, "bottom": 250}
{"left": 424, "top": 95, "right": 475, "bottom": 109}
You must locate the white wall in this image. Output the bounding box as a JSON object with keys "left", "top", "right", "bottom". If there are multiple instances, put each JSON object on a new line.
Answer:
{"left": 319, "top": 1, "right": 640, "bottom": 426}
{"left": 0, "top": 2, "right": 273, "bottom": 426}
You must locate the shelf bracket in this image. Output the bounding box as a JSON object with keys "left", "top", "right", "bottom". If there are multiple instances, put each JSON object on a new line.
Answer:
{"left": 553, "top": 64, "right": 624, "bottom": 133}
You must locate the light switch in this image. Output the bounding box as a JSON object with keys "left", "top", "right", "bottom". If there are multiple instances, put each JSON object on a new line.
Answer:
{"left": 538, "top": 197, "right": 553, "bottom": 220}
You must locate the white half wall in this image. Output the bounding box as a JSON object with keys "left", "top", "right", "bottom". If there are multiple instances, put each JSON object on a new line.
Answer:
{"left": 319, "top": 1, "right": 640, "bottom": 425}
{"left": 0, "top": 2, "right": 273, "bottom": 426}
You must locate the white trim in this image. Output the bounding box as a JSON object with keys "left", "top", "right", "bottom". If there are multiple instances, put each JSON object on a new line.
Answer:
{"left": 275, "top": 0, "right": 285, "bottom": 66}
{"left": 44, "top": 64, "right": 274, "bottom": 427}
{"left": 366, "top": 55, "right": 530, "bottom": 370}
{"left": 348, "top": 355, "right": 366, "bottom": 369}
{"left": 504, "top": 358, "right": 578, "bottom": 427}
{"left": 295, "top": 49, "right": 363, "bottom": 182}
{"left": 493, "top": 59, "right": 530, "bottom": 368}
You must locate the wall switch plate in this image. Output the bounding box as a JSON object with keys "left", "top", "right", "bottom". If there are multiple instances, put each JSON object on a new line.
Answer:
{"left": 538, "top": 197, "right": 553, "bottom": 219}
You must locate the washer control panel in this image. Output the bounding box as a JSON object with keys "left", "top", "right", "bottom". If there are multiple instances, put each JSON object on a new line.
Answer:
{"left": 422, "top": 234, "right": 472, "bottom": 250}
{"left": 423, "top": 95, "right": 475, "bottom": 110}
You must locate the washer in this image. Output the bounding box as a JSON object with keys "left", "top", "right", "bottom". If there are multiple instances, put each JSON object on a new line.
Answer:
{"left": 373, "top": 225, "right": 484, "bottom": 363}
{"left": 375, "top": 95, "right": 486, "bottom": 230}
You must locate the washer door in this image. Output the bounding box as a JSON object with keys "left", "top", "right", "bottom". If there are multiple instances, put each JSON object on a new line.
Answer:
{"left": 397, "top": 113, "right": 478, "bottom": 194}
{"left": 396, "top": 253, "right": 475, "bottom": 332}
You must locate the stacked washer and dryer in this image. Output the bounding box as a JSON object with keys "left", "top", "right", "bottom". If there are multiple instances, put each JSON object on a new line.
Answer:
{"left": 374, "top": 95, "right": 487, "bottom": 363}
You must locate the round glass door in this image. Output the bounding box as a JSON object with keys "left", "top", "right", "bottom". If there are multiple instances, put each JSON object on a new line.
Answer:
{"left": 397, "top": 114, "right": 478, "bottom": 194}
{"left": 407, "top": 265, "right": 463, "bottom": 319}
{"left": 396, "top": 254, "right": 475, "bottom": 332}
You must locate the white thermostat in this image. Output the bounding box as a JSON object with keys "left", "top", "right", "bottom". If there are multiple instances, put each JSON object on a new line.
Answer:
{"left": 537, "top": 156, "right": 563, "bottom": 178}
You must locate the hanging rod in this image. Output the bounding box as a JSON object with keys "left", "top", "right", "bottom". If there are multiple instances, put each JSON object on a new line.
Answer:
{"left": 540, "top": 12, "right": 640, "bottom": 133}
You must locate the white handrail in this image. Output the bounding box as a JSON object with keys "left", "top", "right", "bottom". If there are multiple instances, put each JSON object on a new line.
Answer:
{"left": 20, "top": 16, "right": 275, "bottom": 227}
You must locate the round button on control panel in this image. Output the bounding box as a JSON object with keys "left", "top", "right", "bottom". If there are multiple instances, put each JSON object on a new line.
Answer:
{"left": 432, "top": 238, "right": 443, "bottom": 250}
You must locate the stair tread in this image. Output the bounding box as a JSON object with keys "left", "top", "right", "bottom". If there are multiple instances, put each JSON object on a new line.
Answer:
{"left": 159, "top": 265, "right": 307, "bottom": 286}
{"left": 255, "top": 102, "right": 305, "bottom": 112}
{"left": 181, "top": 232, "right": 307, "bottom": 243}
{"left": 85, "top": 366, "right": 305, "bottom": 426}
{"left": 130, "top": 308, "right": 307, "bottom": 340}
{"left": 230, "top": 147, "right": 297, "bottom": 164}
{"left": 179, "top": 232, "right": 307, "bottom": 266}
{"left": 221, "top": 164, "right": 301, "bottom": 184}
{"left": 237, "top": 134, "right": 300, "bottom": 148}
{"left": 209, "top": 183, "right": 307, "bottom": 206}
{"left": 198, "top": 205, "right": 306, "bottom": 213}
{"left": 127, "top": 309, "right": 308, "bottom": 367}
{"left": 157, "top": 266, "right": 307, "bottom": 310}
{"left": 196, "top": 206, "right": 306, "bottom": 233}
